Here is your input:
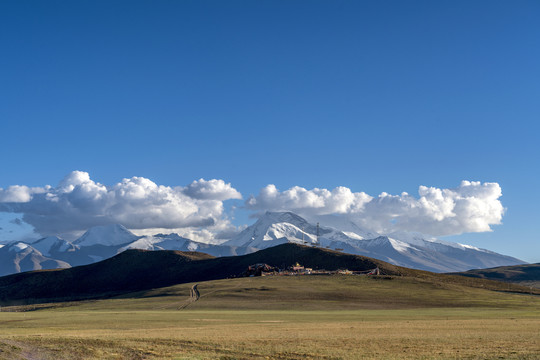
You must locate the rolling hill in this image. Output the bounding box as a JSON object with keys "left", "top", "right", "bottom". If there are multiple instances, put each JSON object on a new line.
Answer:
{"left": 454, "top": 263, "right": 540, "bottom": 288}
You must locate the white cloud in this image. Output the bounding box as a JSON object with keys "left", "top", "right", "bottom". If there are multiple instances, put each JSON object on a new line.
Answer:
{"left": 0, "top": 185, "right": 47, "bottom": 203}
{"left": 0, "top": 173, "right": 505, "bottom": 240}
{"left": 0, "top": 171, "right": 242, "bottom": 239}
{"left": 130, "top": 220, "right": 244, "bottom": 244}
{"left": 183, "top": 178, "right": 242, "bottom": 200}
{"left": 246, "top": 185, "right": 373, "bottom": 215}
{"left": 246, "top": 181, "right": 504, "bottom": 236}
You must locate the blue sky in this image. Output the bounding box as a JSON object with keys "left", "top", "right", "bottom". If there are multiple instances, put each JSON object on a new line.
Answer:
{"left": 1, "top": 1, "right": 539, "bottom": 262}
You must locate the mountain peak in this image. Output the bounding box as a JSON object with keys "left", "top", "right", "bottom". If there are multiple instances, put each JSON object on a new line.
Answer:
{"left": 225, "top": 211, "right": 315, "bottom": 248}
{"left": 74, "top": 224, "right": 139, "bottom": 247}
{"left": 263, "top": 211, "right": 309, "bottom": 225}
{"left": 5, "top": 242, "right": 32, "bottom": 253}
{"left": 31, "top": 236, "right": 77, "bottom": 256}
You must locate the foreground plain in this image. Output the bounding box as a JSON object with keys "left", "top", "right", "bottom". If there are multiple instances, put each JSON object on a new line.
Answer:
{"left": 1, "top": 275, "right": 539, "bottom": 359}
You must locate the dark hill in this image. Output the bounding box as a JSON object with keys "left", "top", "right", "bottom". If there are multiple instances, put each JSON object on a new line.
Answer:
{"left": 453, "top": 263, "right": 540, "bottom": 288}
{"left": 0, "top": 243, "right": 537, "bottom": 305}
{"left": 0, "top": 250, "right": 214, "bottom": 305}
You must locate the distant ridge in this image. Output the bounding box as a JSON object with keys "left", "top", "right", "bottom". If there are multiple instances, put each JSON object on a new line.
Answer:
{"left": 0, "top": 242, "right": 70, "bottom": 276}
{"left": 453, "top": 263, "right": 540, "bottom": 288}
{"left": 0, "top": 243, "right": 536, "bottom": 306}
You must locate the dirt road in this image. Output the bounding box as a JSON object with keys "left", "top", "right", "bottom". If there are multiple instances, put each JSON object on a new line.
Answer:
{"left": 178, "top": 284, "right": 199, "bottom": 310}
{"left": 190, "top": 284, "right": 200, "bottom": 301}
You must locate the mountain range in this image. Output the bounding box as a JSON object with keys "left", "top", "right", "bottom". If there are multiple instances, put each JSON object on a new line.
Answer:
{"left": 0, "top": 211, "right": 525, "bottom": 276}
{"left": 224, "top": 212, "right": 525, "bottom": 272}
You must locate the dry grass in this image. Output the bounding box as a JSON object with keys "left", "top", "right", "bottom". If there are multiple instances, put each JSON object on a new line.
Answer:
{"left": 1, "top": 309, "right": 539, "bottom": 359}
{"left": 1, "top": 276, "right": 539, "bottom": 359}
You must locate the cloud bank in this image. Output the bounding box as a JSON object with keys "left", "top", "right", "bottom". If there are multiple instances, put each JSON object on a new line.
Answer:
{"left": 246, "top": 181, "right": 504, "bottom": 236}
{"left": 0, "top": 171, "right": 241, "bottom": 240}
{"left": 0, "top": 172, "right": 505, "bottom": 240}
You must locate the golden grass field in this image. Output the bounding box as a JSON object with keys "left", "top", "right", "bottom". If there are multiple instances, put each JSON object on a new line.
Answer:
{"left": 1, "top": 275, "right": 539, "bottom": 359}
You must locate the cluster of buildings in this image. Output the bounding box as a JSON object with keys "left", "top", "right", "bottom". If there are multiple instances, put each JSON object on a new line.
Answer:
{"left": 243, "top": 262, "right": 380, "bottom": 277}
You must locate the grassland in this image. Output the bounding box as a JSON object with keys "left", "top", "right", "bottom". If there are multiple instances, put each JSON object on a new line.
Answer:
{"left": 1, "top": 275, "right": 539, "bottom": 359}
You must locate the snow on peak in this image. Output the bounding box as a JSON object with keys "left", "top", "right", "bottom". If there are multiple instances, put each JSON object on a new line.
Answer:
{"left": 117, "top": 233, "right": 194, "bottom": 253}
{"left": 8, "top": 242, "right": 30, "bottom": 252}
{"left": 305, "top": 214, "right": 379, "bottom": 240}
{"left": 225, "top": 212, "right": 315, "bottom": 248}
{"left": 387, "top": 231, "right": 436, "bottom": 247}
{"left": 264, "top": 211, "right": 309, "bottom": 226}
{"left": 118, "top": 235, "right": 159, "bottom": 252}
{"left": 387, "top": 237, "right": 416, "bottom": 253}
{"left": 227, "top": 211, "right": 383, "bottom": 249}
{"left": 31, "top": 236, "right": 75, "bottom": 256}
{"left": 435, "top": 239, "right": 484, "bottom": 252}
{"left": 187, "top": 242, "right": 199, "bottom": 251}
{"left": 387, "top": 231, "right": 486, "bottom": 253}
{"left": 74, "top": 224, "right": 139, "bottom": 247}
{"left": 341, "top": 231, "right": 365, "bottom": 240}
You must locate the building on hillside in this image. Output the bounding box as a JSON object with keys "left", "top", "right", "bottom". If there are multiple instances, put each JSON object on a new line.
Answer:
{"left": 244, "top": 263, "right": 277, "bottom": 277}
{"left": 291, "top": 262, "right": 304, "bottom": 272}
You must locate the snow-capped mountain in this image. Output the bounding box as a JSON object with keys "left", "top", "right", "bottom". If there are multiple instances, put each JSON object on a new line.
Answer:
{"left": 225, "top": 211, "right": 525, "bottom": 272}
{"left": 74, "top": 224, "right": 139, "bottom": 247}
{"left": 67, "top": 224, "right": 248, "bottom": 263}
{"left": 225, "top": 211, "right": 317, "bottom": 248}
{"left": 118, "top": 232, "right": 254, "bottom": 257}
{"left": 0, "top": 224, "right": 253, "bottom": 276}
{"left": 0, "top": 211, "right": 526, "bottom": 277}
{"left": 31, "top": 236, "right": 79, "bottom": 257}
{"left": 0, "top": 241, "right": 70, "bottom": 277}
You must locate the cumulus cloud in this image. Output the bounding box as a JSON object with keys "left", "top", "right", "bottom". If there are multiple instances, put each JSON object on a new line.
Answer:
{"left": 246, "top": 185, "right": 373, "bottom": 216}
{"left": 246, "top": 181, "right": 504, "bottom": 236}
{"left": 0, "top": 185, "right": 47, "bottom": 203}
{"left": 0, "top": 171, "right": 242, "bottom": 239}
{"left": 183, "top": 178, "right": 242, "bottom": 200}
{"left": 130, "top": 220, "right": 244, "bottom": 244}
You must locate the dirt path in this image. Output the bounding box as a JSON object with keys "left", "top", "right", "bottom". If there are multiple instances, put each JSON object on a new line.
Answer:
{"left": 159, "top": 279, "right": 246, "bottom": 310}
{"left": 190, "top": 284, "right": 200, "bottom": 301}
{"left": 177, "top": 284, "right": 199, "bottom": 310}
